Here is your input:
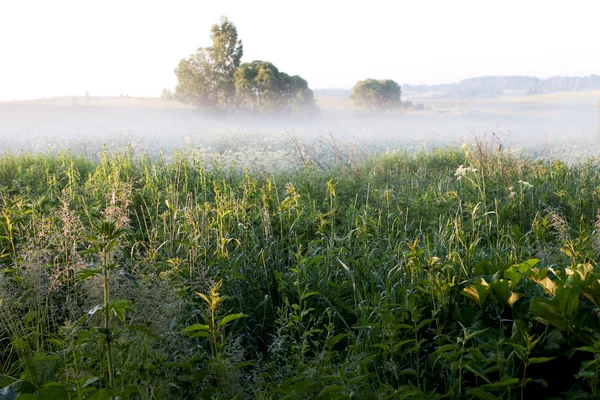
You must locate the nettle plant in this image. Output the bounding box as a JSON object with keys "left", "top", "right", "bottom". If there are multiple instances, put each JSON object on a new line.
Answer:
{"left": 181, "top": 279, "right": 249, "bottom": 397}
{"left": 66, "top": 219, "right": 152, "bottom": 399}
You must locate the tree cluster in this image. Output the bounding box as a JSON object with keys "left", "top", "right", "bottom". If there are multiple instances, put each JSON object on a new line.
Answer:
{"left": 350, "top": 79, "right": 401, "bottom": 112}
{"left": 175, "top": 17, "right": 315, "bottom": 115}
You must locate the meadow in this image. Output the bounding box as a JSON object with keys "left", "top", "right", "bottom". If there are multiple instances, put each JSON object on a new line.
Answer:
{"left": 2, "top": 131, "right": 600, "bottom": 399}
{"left": 1, "top": 90, "right": 600, "bottom": 399}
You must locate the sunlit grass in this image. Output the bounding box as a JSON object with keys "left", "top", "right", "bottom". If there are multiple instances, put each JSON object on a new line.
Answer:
{"left": 2, "top": 139, "right": 600, "bottom": 398}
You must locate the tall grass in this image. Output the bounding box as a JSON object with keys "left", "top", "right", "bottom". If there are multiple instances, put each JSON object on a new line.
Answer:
{"left": 2, "top": 140, "right": 600, "bottom": 398}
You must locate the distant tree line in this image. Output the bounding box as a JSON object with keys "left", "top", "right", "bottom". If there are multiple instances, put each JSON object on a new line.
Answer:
{"left": 174, "top": 17, "right": 315, "bottom": 115}
{"left": 403, "top": 75, "right": 600, "bottom": 99}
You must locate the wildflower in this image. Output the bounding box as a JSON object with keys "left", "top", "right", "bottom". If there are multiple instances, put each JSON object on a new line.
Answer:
{"left": 454, "top": 165, "right": 477, "bottom": 181}
{"left": 517, "top": 180, "right": 534, "bottom": 189}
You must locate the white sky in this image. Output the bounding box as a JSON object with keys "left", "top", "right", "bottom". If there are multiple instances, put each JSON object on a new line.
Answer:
{"left": 1, "top": 0, "right": 599, "bottom": 100}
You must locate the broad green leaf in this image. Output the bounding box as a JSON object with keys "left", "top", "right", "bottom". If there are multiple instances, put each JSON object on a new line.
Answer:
{"left": 534, "top": 277, "right": 557, "bottom": 296}
{"left": 218, "top": 313, "right": 247, "bottom": 328}
{"left": 530, "top": 297, "right": 568, "bottom": 330}
{"left": 467, "top": 387, "right": 497, "bottom": 400}
{"left": 505, "top": 259, "right": 540, "bottom": 286}
{"left": 462, "top": 278, "right": 492, "bottom": 308}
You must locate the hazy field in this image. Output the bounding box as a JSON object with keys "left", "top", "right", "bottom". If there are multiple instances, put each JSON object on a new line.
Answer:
{"left": 3, "top": 91, "right": 600, "bottom": 399}
{"left": 1, "top": 91, "right": 599, "bottom": 164}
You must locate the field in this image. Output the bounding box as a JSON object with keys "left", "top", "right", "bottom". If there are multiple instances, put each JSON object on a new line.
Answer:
{"left": 1, "top": 91, "right": 599, "bottom": 161}
{"left": 2, "top": 95, "right": 600, "bottom": 398}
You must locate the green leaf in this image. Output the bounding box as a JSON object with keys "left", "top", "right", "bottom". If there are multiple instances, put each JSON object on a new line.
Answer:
{"left": 77, "top": 268, "right": 102, "bottom": 280}
{"left": 372, "top": 343, "right": 390, "bottom": 351}
{"left": 34, "top": 354, "right": 61, "bottom": 362}
{"left": 393, "top": 339, "right": 416, "bottom": 351}
{"left": 479, "top": 378, "right": 519, "bottom": 390}
{"left": 462, "top": 278, "right": 492, "bottom": 308}
{"left": 358, "top": 352, "right": 379, "bottom": 368}
{"left": 347, "top": 374, "right": 375, "bottom": 385}
{"left": 317, "top": 384, "right": 343, "bottom": 398}
{"left": 326, "top": 333, "right": 347, "bottom": 348}
{"left": 467, "top": 388, "right": 497, "bottom": 400}
{"left": 529, "top": 297, "right": 569, "bottom": 330}
{"left": 575, "top": 346, "right": 596, "bottom": 353}
{"left": 416, "top": 318, "right": 435, "bottom": 330}
{"left": 181, "top": 323, "right": 210, "bottom": 333}
{"left": 505, "top": 259, "right": 540, "bottom": 286}
{"left": 434, "top": 344, "right": 458, "bottom": 354}
{"left": 301, "top": 291, "right": 319, "bottom": 300}
{"left": 490, "top": 279, "right": 520, "bottom": 307}
{"left": 229, "top": 361, "right": 254, "bottom": 371}
{"left": 464, "top": 363, "right": 490, "bottom": 383}
{"left": 82, "top": 377, "right": 99, "bottom": 388}
{"left": 23, "top": 312, "right": 36, "bottom": 325}
{"left": 0, "top": 268, "right": 16, "bottom": 275}
{"left": 218, "top": 313, "right": 247, "bottom": 328}
{"left": 528, "top": 356, "right": 556, "bottom": 364}
{"left": 111, "top": 299, "right": 132, "bottom": 322}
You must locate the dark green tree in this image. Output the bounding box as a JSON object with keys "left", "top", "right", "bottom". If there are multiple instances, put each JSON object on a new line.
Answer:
{"left": 234, "top": 60, "right": 315, "bottom": 114}
{"left": 174, "top": 16, "right": 243, "bottom": 112}
{"left": 350, "top": 79, "right": 401, "bottom": 112}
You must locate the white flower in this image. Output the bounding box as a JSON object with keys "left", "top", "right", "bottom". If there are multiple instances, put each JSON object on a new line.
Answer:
{"left": 454, "top": 165, "right": 477, "bottom": 181}
{"left": 517, "top": 180, "right": 534, "bottom": 189}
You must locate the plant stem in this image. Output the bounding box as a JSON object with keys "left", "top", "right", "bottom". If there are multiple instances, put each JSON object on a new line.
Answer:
{"left": 103, "top": 248, "right": 115, "bottom": 390}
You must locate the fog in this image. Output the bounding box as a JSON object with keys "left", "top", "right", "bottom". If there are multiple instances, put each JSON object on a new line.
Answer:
{"left": 1, "top": 93, "right": 599, "bottom": 169}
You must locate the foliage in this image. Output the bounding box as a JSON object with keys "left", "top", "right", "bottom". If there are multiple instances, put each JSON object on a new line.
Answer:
{"left": 350, "top": 78, "right": 401, "bottom": 112}
{"left": 234, "top": 60, "right": 315, "bottom": 114}
{"left": 161, "top": 89, "right": 174, "bottom": 100}
{"left": 174, "top": 17, "right": 315, "bottom": 115}
{"left": 174, "top": 16, "right": 243, "bottom": 112}
{"left": 3, "top": 139, "right": 600, "bottom": 398}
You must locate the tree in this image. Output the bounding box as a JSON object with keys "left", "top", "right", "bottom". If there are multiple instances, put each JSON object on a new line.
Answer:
{"left": 350, "top": 79, "right": 401, "bottom": 112}
{"left": 234, "top": 60, "right": 315, "bottom": 114}
{"left": 161, "top": 88, "right": 174, "bottom": 100}
{"left": 174, "top": 16, "right": 243, "bottom": 112}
